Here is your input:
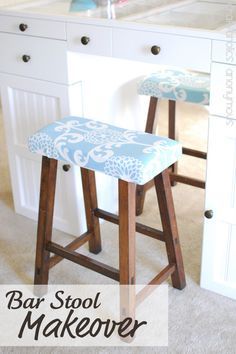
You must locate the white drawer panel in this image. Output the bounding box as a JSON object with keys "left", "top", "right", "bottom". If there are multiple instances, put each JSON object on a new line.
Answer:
{"left": 113, "top": 28, "right": 211, "bottom": 72}
{"left": 67, "top": 23, "right": 112, "bottom": 56}
{"left": 0, "top": 33, "right": 68, "bottom": 83}
{"left": 212, "top": 40, "right": 236, "bottom": 65}
{"left": 0, "top": 15, "right": 66, "bottom": 40}
{"left": 210, "top": 63, "right": 236, "bottom": 119}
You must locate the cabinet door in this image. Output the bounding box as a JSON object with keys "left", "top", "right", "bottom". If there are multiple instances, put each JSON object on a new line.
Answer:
{"left": 201, "top": 115, "right": 236, "bottom": 299}
{"left": 0, "top": 74, "right": 85, "bottom": 235}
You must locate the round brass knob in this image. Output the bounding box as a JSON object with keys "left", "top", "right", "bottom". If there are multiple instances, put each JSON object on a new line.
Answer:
{"left": 81, "top": 36, "right": 90, "bottom": 45}
{"left": 19, "top": 23, "right": 28, "bottom": 32}
{"left": 62, "top": 164, "right": 71, "bottom": 172}
{"left": 204, "top": 210, "right": 213, "bottom": 219}
{"left": 151, "top": 45, "right": 161, "bottom": 55}
{"left": 22, "top": 55, "right": 31, "bottom": 63}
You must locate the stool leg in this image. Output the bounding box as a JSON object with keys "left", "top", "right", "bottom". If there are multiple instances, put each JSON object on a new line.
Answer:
{"left": 168, "top": 100, "right": 178, "bottom": 186}
{"left": 136, "top": 96, "right": 158, "bottom": 216}
{"left": 119, "top": 180, "right": 136, "bottom": 323}
{"left": 154, "top": 169, "right": 186, "bottom": 290}
{"left": 119, "top": 180, "right": 136, "bottom": 285}
{"left": 34, "top": 157, "right": 57, "bottom": 285}
{"left": 81, "top": 168, "right": 101, "bottom": 254}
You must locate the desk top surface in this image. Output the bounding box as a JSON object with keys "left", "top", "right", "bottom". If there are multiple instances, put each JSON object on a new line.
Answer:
{"left": 1, "top": 0, "right": 236, "bottom": 39}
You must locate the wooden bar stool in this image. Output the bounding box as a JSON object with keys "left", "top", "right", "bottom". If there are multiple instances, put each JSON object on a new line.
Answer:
{"left": 136, "top": 68, "right": 210, "bottom": 216}
{"left": 28, "top": 116, "right": 186, "bottom": 307}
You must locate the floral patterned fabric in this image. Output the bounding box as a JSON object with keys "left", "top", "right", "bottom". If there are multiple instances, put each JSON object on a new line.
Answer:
{"left": 28, "top": 116, "right": 182, "bottom": 185}
{"left": 138, "top": 69, "right": 210, "bottom": 105}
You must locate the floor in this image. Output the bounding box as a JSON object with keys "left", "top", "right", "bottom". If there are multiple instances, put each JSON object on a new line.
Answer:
{"left": 0, "top": 102, "right": 236, "bottom": 353}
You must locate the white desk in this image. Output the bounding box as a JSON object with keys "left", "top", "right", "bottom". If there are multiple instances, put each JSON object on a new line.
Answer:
{"left": 0, "top": 0, "right": 236, "bottom": 299}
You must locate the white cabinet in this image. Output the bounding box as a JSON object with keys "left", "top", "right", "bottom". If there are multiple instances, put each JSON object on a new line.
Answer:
{"left": 201, "top": 116, "right": 236, "bottom": 299}
{"left": 112, "top": 28, "right": 211, "bottom": 72}
{"left": 201, "top": 39, "right": 236, "bottom": 299}
{"left": 67, "top": 23, "right": 112, "bottom": 56}
{"left": 0, "top": 15, "right": 66, "bottom": 39}
{"left": 0, "top": 33, "right": 68, "bottom": 84}
{"left": 0, "top": 74, "right": 86, "bottom": 235}
{"left": 0, "top": 15, "right": 91, "bottom": 236}
{"left": 0, "top": 14, "right": 153, "bottom": 237}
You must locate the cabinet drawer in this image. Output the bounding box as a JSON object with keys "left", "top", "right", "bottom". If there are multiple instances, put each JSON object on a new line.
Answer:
{"left": 0, "top": 15, "right": 66, "bottom": 40}
{"left": 113, "top": 28, "right": 211, "bottom": 73}
{"left": 67, "top": 23, "right": 112, "bottom": 57}
{"left": 210, "top": 63, "right": 236, "bottom": 119}
{"left": 212, "top": 40, "right": 236, "bottom": 65}
{"left": 0, "top": 33, "right": 68, "bottom": 83}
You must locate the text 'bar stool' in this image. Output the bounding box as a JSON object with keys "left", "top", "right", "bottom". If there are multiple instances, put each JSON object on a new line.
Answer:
{"left": 28, "top": 116, "right": 186, "bottom": 310}
{"left": 136, "top": 68, "right": 210, "bottom": 215}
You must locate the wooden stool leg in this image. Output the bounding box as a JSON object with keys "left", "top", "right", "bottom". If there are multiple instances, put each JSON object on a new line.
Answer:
{"left": 81, "top": 168, "right": 101, "bottom": 254}
{"left": 154, "top": 170, "right": 186, "bottom": 290}
{"left": 119, "top": 180, "right": 136, "bottom": 322}
{"left": 136, "top": 96, "right": 158, "bottom": 216}
{"left": 168, "top": 100, "right": 178, "bottom": 186}
{"left": 34, "top": 156, "right": 57, "bottom": 285}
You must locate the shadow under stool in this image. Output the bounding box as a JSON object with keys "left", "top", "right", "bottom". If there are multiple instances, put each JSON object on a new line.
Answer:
{"left": 28, "top": 116, "right": 186, "bottom": 317}
{"left": 136, "top": 68, "right": 210, "bottom": 216}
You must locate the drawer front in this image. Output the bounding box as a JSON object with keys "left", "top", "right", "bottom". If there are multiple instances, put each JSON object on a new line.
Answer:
{"left": 113, "top": 28, "right": 211, "bottom": 73}
{"left": 67, "top": 23, "right": 112, "bottom": 56}
{"left": 212, "top": 40, "right": 236, "bottom": 65}
{"left": 0, "top": 15, "right": 66, "bottom": 40}
{"left": 0, "top": 33, "right": 68, "bottom": 83}
{"left": 210, "top": 63, "right": 236, "bottom": 119}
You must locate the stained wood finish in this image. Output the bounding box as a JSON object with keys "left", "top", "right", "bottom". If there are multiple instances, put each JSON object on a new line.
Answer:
{"left": 154, "top": 170, "right": 186, "bottom": 289}
{"left": 119, "top": 180, "right": 136, "bottom": 324}
{"left": 136, "top": 97, "right": 158, "bottom": 216}
{"left": 49, "top": 231, "right": 91, "bottom": 268}
{"left": 170, "top": 173, "right": 205, "bottom": 189}
{"left": 81, "top": 167, "right": 101, "bottom": 254}
{"left": 182, "top": 147, "right": 207, "bottom": 159}
{"left": 94, "top": 208, "right": 164, "bottom": 241}
{"left": 34, "top": 156, "right": 58, "bottom": 285}
{"left": 168, "top": 100, "right": 206, "bottom": 188}
{"left": 136, "top": 96, "right": 207, "bottom": 216}
{"left": 48, "top": 241, "right": 119, "bottom": 281}
{"left": 145, "top": 97, "right": 158, "bottom": 133}
{"left": 168, "top": 100, "right": 178, "bottom": 186}
{"left": 34, "top": 157, "right": 185, "bottom": 310}
{"left": 136, "top": 264, "right": 176, "bottom": 307}
{"left": 119, "top": 180, "right": 136, "bottom": 285}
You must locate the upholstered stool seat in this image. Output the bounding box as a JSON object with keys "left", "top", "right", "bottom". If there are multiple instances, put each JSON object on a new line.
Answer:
{"left": 28, "top": 116, "right": 182, "bottom": 185}
{"left": 28, "top": 116, "right": 186, "bottom": 319}
{"left": 138, "top": 69, "right": 210, "bottom": 105}
{"left": 136, "top": 68, "right": 210, "bottom": 215}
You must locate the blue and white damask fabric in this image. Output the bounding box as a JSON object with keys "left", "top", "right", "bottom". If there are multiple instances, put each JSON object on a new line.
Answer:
{"left": 28, "top": 117, "right": 182, "bottom": 185}
{"left": 138, "top": 69, "right": 210, "bottom": 105}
